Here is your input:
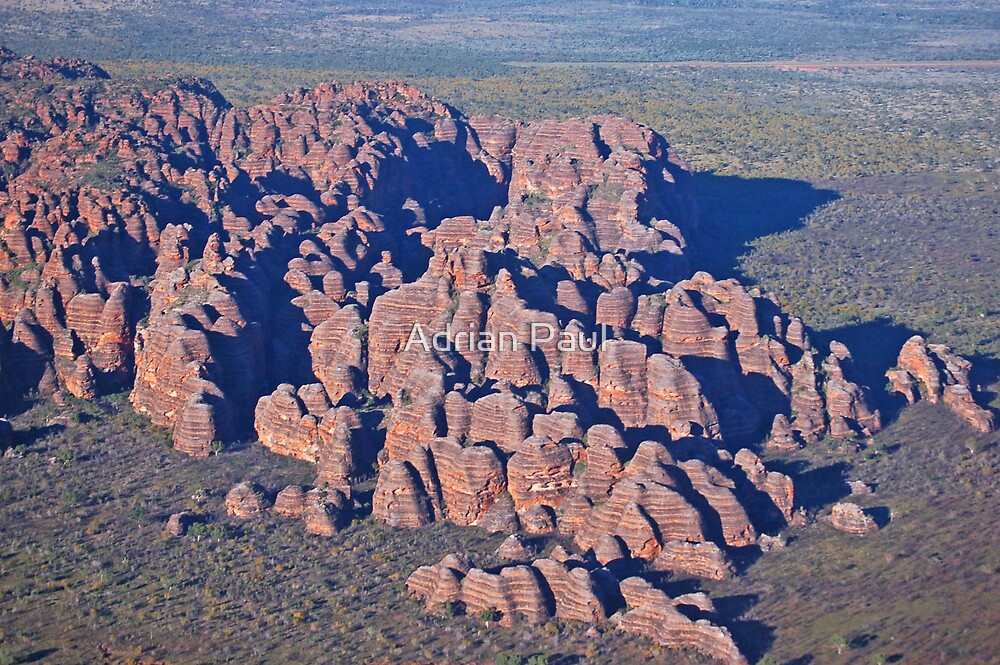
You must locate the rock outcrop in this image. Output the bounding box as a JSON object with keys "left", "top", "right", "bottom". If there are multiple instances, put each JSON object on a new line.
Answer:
{"left": 225, "top": 481, "right": 269, "bottom": 519}
{"left": 888, "top": 336, "right": 995, "bottom": 432}
{"left": 497, "top": 534, "right": 536, "bottom": 561}
{"left": 618, "top": 577, "right": 747, "bottom": 665}
{"left": 0, "top": 45, "right": 901, "bottom": 463}
{"left": 305, "top": 500, "right": 344, "bottom": 536}
{"left": 372, "top": 460, "right": 434, "bottom": 528}
{"left": 272, "top": 485, "right": 308, "bottom": 518}
{"left": 0, "top": 45, "right": 983, "bottom": 662}
{"left": 828, "top": 502, "right": 880, "bottom": 534}
{"left": 407, "top": 553, "right": 745, "bottom": 663}
{"left": 163, "top": 511, "right": 195, "bottom": 538}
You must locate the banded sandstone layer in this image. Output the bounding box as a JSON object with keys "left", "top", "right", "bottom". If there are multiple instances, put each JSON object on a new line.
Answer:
{"left": 0, "top": 47, "right": 994, "bottom": 663}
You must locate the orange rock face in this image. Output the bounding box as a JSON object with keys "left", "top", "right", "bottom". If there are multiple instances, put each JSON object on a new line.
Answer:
{"left": 0, "top": 46, "right": 905, "bottom": 466}
{"left": 506, "top": 435, "right": 574, "bottom": 512}
{"left": 225, "top": 482, "right": 269, "bottom": 519}
{"left": 618, "top": 577, "right": 747, "bottom": 665}
{"left": 372, "top": 460, "right": 434, "bottom": 528}
{"left": 888, "top": 336, "right": 995, "bottom": 433}
{"left": 2, "top": 46, "right": 987, "bottom": 662}
{"left": 829, "top": 502, "right": 881, "bottom": 534}
{"left": 272, "top": 485, "right": 308, "bottom": 518}
{"left": 407, "top": 553, "right": 746, "bottom": 663}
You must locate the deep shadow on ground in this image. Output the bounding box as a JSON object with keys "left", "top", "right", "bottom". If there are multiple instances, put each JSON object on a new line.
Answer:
{"left": 1, "top": 173, "right": 997, "bottom": 664}
{"left": 688, "top": 172, "right": 838, "bottom": 280}
{"left": 689, "top": 171, "right": 1000, "bottom": 422}
{"left": 686, "top": 172, "right": 1000, "bottom": 663}
{"left": 710, "top": 402, "right": 1000, "bottom": 664}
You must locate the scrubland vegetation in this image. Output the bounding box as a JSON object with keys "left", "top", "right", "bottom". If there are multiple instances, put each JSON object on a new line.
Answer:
{"left": 2, "top": 0, "right": 999, "bottom": 662}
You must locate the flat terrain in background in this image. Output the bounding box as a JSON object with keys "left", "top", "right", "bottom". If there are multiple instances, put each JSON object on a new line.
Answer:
{"left": 1, "top": 386, "right": 996, "bottom": 663}
{"left": 4, "top": 0, "right": 1000, "bottom": 72}
{"left": 1, "top": 1, "right": 998, "bottom": 663}
{"left": 510, "top": 60, "right": 1000, "bottom": 69}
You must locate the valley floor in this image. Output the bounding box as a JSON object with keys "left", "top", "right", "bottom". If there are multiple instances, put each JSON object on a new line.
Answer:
{"left": 0, "top": 395, "right": 996, "bottom": 664}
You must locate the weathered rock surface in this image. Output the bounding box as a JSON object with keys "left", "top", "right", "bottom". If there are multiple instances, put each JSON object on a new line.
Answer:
{"left": 272, "top": 485, "right": 308, "bottom": 518}
{"left": 163, "top": 511, "right": 195, "bottom": 537}
{"left": 254, "top": 384, "right": 326, "bottom": 461}
{"left": 372, "top": 460, "right": 434, "bottom": 528}
{"left": 429, "top": 438, "right": 507, "bottom": 526}
{"left": 497, "top": 534, "right": 536, "bottom": 561}
{"left": 650, "top": 540, "right": 733, "bottom": 580}
{"left": 829, "top": 502, "right": 880, "bottom": 534}
{"left": 225, "top": 481, "right": 269, "bottom": 519}
{"left": 506, "top": 435, "right": 574, "bottom": 512}
{"left": 734, "top": 448, "right": 795, "bottom": 524}
{"left": 618, "top": 577, "right": 747, "bottom": 665}
{"left": 305, "top": 500, "right": 344, "bottom": 536}
{"left": 888, "top": 336, "right": 995, "bottom": 432}
{"left": 407, "top": 553, "right": 745, "bottom": 663}
{"left": 0, "top": 46, "right": 978, "bottom": 661}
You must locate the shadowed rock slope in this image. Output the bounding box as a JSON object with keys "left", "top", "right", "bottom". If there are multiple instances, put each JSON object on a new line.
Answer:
{"left": 0, "top": 47, "right": 994, "bottom": 663}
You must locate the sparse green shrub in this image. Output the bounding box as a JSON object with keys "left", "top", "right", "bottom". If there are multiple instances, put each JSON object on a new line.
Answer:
{"left": 56, "top": 448, "right": 74, "bottom": 464}
{"left": 478, "top": 607, "right": 501, "bottom": 623}
{"left": 127, "top": 504, "right": 147, "bottom": 522}
{"left": 188, "top": 522, "right": 209, "bottom": 538}
{"left": 398, "top": 389, "right": 413, "bottom": 407}
{"left": 61, "top": 490, "right": 83, "bottom": 507}
{"left": 522, "top": 191, "right": 549, "bottom": 208}
{"left": 868, "top": 438, "right": 888, "bottom": 454}
{"left": 526, "top": 655, "right": 549, "bottom": 665}
{"left": 209, "top": 523, "right": 230, "bottom": 539}
{"left": 831, "top": 633, "right": 850, "bottom": 655}
{"left": 539, "top": 619, "right": 564, "bottom": 636}
{"left": 494, "top": 653, "right": 522, "bottom": 665}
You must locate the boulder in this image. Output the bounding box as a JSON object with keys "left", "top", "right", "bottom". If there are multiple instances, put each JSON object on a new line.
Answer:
{"left": 372, "top": 460, "right": 434, "bottom": 528}
{"left": 225, "top": 481, "right": 269, "bottom": 519}
{"left": 829, "top": 502, "right": 880, "bottom": 534}
{"left": 272, "top": 485, "right": 308, "bottom": 518}
{"left": 497, "top": 534, "right": 536, "bottom": 561}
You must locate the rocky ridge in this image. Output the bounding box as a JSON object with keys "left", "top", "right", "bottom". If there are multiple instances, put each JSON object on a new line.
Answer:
{"left": 887, "top": 335, "right": 995, "bottom": 433}
{"left": 0, "top": 47, "right": 995, "bottom": 664}
{"left": 407, "top": 553, "right": 747, "bottom": 665}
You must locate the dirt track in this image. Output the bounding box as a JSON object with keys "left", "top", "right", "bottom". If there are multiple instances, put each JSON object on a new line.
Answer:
{"left": 510, "top": 59, "right": 1000, "bottom": 71}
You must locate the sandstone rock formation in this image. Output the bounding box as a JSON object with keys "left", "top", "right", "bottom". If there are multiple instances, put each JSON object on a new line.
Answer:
{"left": 497, "top": 533, "right": 536, "bottom": 561}
{"left": 650, "top": 540, "right": 734, "bottom": 581}
{"left": 407, "top": 553, "right": 745, "bottom": 663}
{"left": 305, "top": 500, "right": 344, "bottom": 537}
{"left": 888, "top": 336, "right": 995, "bottom": 432}
{"left": 163, "top": 511, "right": 195, "bottom": 538}
{"left": 225, "top": 481, "right": 269, "bottom": 519}
{"left": 254, "top": 384, "right": 326, "bottom": 461}
{"left": 828, "top": 502, "right": 880, "bottom": 534}
{"left": 618, "top": 580, "right": 747, "bottom": 665}
{"left": 0, "top": 45, "right": 896, "bottom": 463}
{"left": 372, "top": 460, "right": 434, "bottom": 528}
{"left": 1, "top": 45, "right": 984, "bottom": 661}
{"left": 272, "top": 485, "right": 308, "bottom": 518}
